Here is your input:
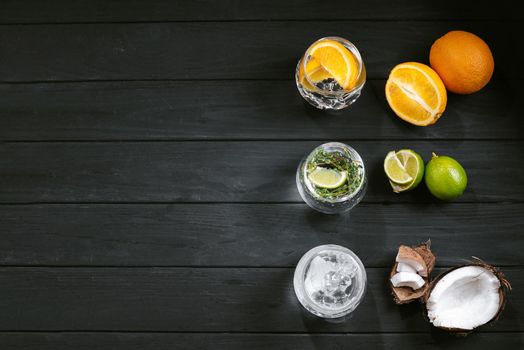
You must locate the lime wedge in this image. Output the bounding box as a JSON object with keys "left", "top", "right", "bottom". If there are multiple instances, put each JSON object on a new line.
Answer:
{"left": 385, "top": 149, "right": 425, "bottom": 193}
{"left": 308, "top": 167, "right": 348, "bottom": 189}
{"left": 389, "top": 180, "right": 413, "bottom": 193}
{"left": 384, "top": 151, "right": 413, "bottom": 184}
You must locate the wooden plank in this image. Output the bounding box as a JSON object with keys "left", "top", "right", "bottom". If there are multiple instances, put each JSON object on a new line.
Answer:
{"left": 1, "top": 0, "right": 521, "bottom": 23}
{"left": 1, "top": 203, "right": 522, "bottom": 267}
{"left": 0, "top": 80, "right": 519, "bottom": 141}
{"left": 0, "top": 267, "right": 520, "bottom": 332}
{"left": 0, "top": 22, "right": 519, "bottom": 81}
{"left": 0, "top": 332, "right": 522, "bottom": 350}
{"left": 0, "top": 141, "right": 521, "bottom": 203}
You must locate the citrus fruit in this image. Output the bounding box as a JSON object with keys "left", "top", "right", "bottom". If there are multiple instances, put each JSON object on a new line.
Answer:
{"left": 430, "top": 31, "right": 494, "bottom": 94}
{"left": 384, "top": 149, "right": 424, "bottom": 192}
{"left": 297, "top": 58, "right": 318, "bottom": 92}
{"left": 424, "top": 153, "right": 467, "bottom": 200}
{"left": 385, "top": 62, "right": 447, "bottom": 126}
{"left": 389, "top": 180, "right": 414, "bottom": 193}
{"left": 384, "top": 151, "right": 413, "bottom": 184}
{"left": 308, "top": 167, "right": 348, "bottom": 189}
{"left": 304, "top": 57, "right": 333, "bottom": 84}
{"left": 307, "top": 39, "right": 359, "bottom": 90}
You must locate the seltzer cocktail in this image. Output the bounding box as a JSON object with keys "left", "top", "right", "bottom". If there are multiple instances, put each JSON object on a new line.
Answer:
{"left": 296, "top": 37, "right": 366, "bottom": 110}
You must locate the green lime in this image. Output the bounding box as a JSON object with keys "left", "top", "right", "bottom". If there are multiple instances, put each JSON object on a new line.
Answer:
{"left": 424, "top": 153, "right": 467, "bottom": 200}
{"left": 308, "top": 167, "right": 348, "bottom": 189}
{"left": 384, "top": 149, "right": 424, "bottom": 193}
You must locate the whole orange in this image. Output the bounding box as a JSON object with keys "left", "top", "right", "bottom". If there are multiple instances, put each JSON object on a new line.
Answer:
{"left": 429, "top": 31, "right": 494, "bottom": 94}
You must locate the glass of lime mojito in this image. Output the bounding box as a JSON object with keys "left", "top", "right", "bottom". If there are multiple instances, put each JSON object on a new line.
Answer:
{"left": 296, "top": 142, "right": 366, "bottom": 214}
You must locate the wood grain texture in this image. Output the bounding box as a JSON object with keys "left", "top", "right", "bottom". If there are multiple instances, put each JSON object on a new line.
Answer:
{"left": 0, "top": 332, "right": 522, "bottom": 350}
{"left": 0, "top": 80, "right": 519, "bottom": 141}
{"left": 1, "top": 203, "right": 522, "bottom": 267}
{"left": 0, "top": 267, "right": 519, "bottom": 332}
{"left": 0, "top": 1, "right": 522, "bottom": 344}
{"left": 0, "top": 141, "right": 521, "bottom": 203}
{"left": 1, "top": 0, "right": 521, "bottom": 23}
{"left": 0, "top": 22, "right": 520, "bottom": 81}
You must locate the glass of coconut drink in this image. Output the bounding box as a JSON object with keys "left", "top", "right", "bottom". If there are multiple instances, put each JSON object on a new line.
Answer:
{"left": 293, "top": 244, "right": 367, "bottom": 319}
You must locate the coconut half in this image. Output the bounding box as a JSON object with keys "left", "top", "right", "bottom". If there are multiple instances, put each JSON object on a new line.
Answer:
{"left": 390, "top": 241, "right": 436, "bottom": 304}
{"left": 425, "top": 263, "right": 511, "bottom": 332}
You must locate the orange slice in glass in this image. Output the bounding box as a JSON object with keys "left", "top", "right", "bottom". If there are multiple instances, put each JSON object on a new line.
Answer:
{"left": 304, "top": 57, "right": 332, "bottom": 84}
{"left": 307, "top": 39, "right": 359, "bottom": 90}
{"left": 297, "top": 58, "right": 318, "bottom": 91}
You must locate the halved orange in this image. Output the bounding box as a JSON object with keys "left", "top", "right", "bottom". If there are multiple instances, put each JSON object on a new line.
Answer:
{"left": 385, "top": 62, "right": 447, "bottom": 126}
{"left": 307, "top": 39, "right": 359, "bottom": 90}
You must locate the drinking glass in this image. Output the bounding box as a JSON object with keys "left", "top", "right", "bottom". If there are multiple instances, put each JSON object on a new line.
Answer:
{"left": 295, "top": 36, "right": 366, "bottom": 110}
{"left": 296, "top": 142, "right": 366, "bottom": 214}
{"left": 294, "top": 244, "right": 367, "bottom": 318}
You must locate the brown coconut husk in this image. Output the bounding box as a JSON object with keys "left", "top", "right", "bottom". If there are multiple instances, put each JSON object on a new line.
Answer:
{"left": 390, "top": 240, "right": 435, "bottom": 305}
{"left": 422, "top": 258, "right": 511, "bottom": 335}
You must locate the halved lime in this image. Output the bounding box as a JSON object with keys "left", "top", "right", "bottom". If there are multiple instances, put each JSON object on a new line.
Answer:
{"left": 384, "top": 151, "right": 413, "bottom": 184}
{"left": 384, "top": 149, "right": 424, "bottom": 193}
{"left": 308, "top": 167, "right": 348, "bottom": 189}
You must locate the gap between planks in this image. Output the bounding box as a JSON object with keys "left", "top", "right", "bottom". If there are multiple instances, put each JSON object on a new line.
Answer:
{"left": 0, "top": 265, "right": 521, "bottom": 269}
{"left": 1, "top": 138, "right": 523, "bottom": 142}
{"left": 0, "top": 77, "right": 520, "bottom": 85}
{"left": 0, "top": 201, "right": 522, "bottom": 205}
{"left": 1, "top": 18, "right": 523, "bottom": 26}
{"left": 0, "top": 330, "right": 521, "bottom": 334}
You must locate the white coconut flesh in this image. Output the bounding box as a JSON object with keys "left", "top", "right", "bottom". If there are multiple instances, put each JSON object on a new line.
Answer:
{"left": 390, "top": 272, "right": 425, "bottom": 290}
{"left": 395, "top": 246, "right": 428, "bottom": 277}
{"left": 396, "top": 262, "right": 418, "bottom": 273}
{"left": 427, "top": 266, "right": 501, "bottom": 330}
{"left": 396, "top": 258, "right": 425, "bottom": 274}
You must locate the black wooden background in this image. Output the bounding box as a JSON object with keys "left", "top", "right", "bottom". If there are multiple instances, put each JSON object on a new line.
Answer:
{"left": 0, "top": 1, "right": 523, "bottom": 349}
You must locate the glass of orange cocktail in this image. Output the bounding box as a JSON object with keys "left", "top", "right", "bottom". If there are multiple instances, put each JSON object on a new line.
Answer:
{"left": 296, "top": 37, "right": 366, "bottom": 110}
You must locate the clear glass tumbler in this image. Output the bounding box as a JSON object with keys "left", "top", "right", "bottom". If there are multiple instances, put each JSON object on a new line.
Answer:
{"left": 295, "top": 36, "right": 366, "bottom": 110}
{"left": 296, "top": 142, "right": 366, "bottom": 214}
{"left": 294, "top": 244, "right": 367, "bottom": 318}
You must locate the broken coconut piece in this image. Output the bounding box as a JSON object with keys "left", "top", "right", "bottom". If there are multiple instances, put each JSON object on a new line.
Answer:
{"left": 425, "top": 263, "right": 511, "bottom": 333}
{"left": 390, "top": 272, "right": 425, "bottom": 290}
{"left": 396, "top": 245, "right": 428, "bottom": 277}
{"left": 396, "top": 262, "right": 417, "bottom": 273}
{"left": 413, "top": 243, "right": 435, "bottom": 276}
{"left": 390, "top": 242, "right": 435, "bottom": 304}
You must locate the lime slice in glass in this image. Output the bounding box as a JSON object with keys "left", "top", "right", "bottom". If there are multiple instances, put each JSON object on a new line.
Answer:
{"left": 308, "top": 167, "right": 348, "bottom": 189}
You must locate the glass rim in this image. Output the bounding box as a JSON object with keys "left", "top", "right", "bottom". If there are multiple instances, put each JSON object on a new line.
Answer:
{"left": 300, "top": 142, "right": 366, "bottom": 203}
{"left": 293, "top": 244, "right": 367, "bottom": 318}
{"left": 301, "top": 36, "right": 365, "bottom": 95}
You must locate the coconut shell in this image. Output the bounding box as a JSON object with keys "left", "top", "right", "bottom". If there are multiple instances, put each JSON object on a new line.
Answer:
{"left": 423, "top": 259, "right": 511, "bottom": 335}
{"left": 413, "top": 241, "right": 436, "bottom": 274}
{"left": 396, "top": 245, "right": 429, "bottom": 276}
{"left": 390, "top": 241, "right": 435, "bottom": 304}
